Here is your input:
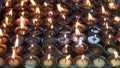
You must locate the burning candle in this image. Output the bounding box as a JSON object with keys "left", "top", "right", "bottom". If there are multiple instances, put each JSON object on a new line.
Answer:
{"left": 6, "top": 49, "right": 23, "bottom": 68}
{"left": 112, "top": 16, "right": 120, "bottom": 26}
{"left": 102, "top": 34, "right": 115, "bottom": 45}
{"left": 30, "top": 26, "right": 43, "bottom": 36}
{"left": 2, "top": 16, "right": 13, "bottom": 27}
{"left": 26, "top": 44, "right": 41, "bottom": 55}
{"left": 108, "top": 2, "right": 118, "bottom": 10}
{"left": 1, "top": 23, "right": 9, "bottom": 33}
{"left": 82, "top": 0, "right": 92, "bottom": 9}
{"left": 15, "top": 16, "right": 29, "bottom": 35}
{"left": 24, "top": 55, "right": 40, "bottom": 68}
{"left": 92, "top": 55, "right": 106, "bottom": 67}
{"left": 58, "top": 44, "right": 72, "bottom": 55}
{"left": 16, "top": 16, "right": 29, "bottom": 25}
{"left": 72, "top": 40, "right": 88, "bottom": 54}
{"left": 0, "top": 44, "right": 7, "bottom": 55}
{"left": 45, "top": 25, "right": 57, "bottom": 36}
{"left": 0, "top": 29, "right": 9, "bottom": 44}
{"left": 107, "top": 51, "right": 120, "bottom": 67}
{"left": 74, "top": 55, "right": 89, "bottom": 68}
{"left": 29, "top": 0, "right": 40, "bottom": 11}
{"left": 58, "top": 55, "right": 73, "bottom": 68}
{"left": 56, "top": 3, "right": 69, "bottom": 15}
{"left": 42, "top": 2, "right": 53, "bottom": 12}
{"left": 99, "top": 5, "right": 109, "bottom": 17}
{"left": 31, "top": 17, "right": 42, "bottom": 26}
{"left": 105, "top": 45, "right": 119, "bottom": 55}
{"left": 4, "top": 9, "right": 14, "bottom": 18}
{"left": 45, "top": 17, "right": 54, "bottom": 28}
{"left": 19, "top": 11, "right": 30, "bottom": 18}
{"left": 42, "top": 44, "right": 56, "bottom": 55}
{"left": 12, "top": 35, "right": 23, "bottom": 55}
{"left": 4, "top": 1, "right": 12, "bottom": 8}
{"left": 40, "top": 54, "right": 56, "bottom": 67}
{"left": 32, "top": 6, "right": 43, "bottom": 18}
{"left": 15, "top": 1, "right": 27, "bottom": 11}
{"left": 85, "top": 13, "right": 96, "bottom": 25}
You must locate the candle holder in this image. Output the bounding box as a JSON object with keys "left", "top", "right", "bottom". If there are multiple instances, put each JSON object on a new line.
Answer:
{"left": 88, "top": 44, "right": 103, "bottom": 55}
{"left": 72, "top": 32, "right": 86, "bottom": 43}
{"left": 108, "top": 2, "right": 118, "bottom": 10}
{"left": 0, "top": 44, "right": 7, "bottom": 55}
{"left": 74, "top": 55, "right": 90, "bottom": 68}
{"left": 91, "top": 55, "right": 106, "bottom": 68}
{"left": 88, "top": 25, "right": 101, "bottom": 34}
{"left": 57, "top": 55, "right": 73, "bottom": 68}
{"left": 87, "top": 34, "right": 101, "bottom": 44}
{"left": 58, "top": 44, "right": 72, "bottom": 55}
{"left": 10, "top": 35, "right": 24, "bottom": 45}
{"left": 57, "top": 34, "right": 71, "bottom": 45}
{"left": 42, "top": 44, "right": 57, "bottom": 55}
{"left": 15, "top": 25, "right": 29, "bottom": 36}
{"left": 42, "top": 2, "right": 53, "bottom": 12}
{"left": 11, "top": 46, "right": 23, "bottom": 55}
{"left": 23, "top": 55, "right": 40, "bottom": 68}
{"left": 104, "top": 45, "right": 119, "bottom": 55}
{"left": 58, "top": 25, "right": 72, "bottom": 34}
{"left": 26, "top": 44, "right": 41, "bottom": 55}
{"left": 0, "top": 57, "right": 5, "bottom": 67}
{"left": 15, "top": 1, "right": 27, "bottom": 11}
{"left": 42, "top": 36, "right": 57, "bottom": 45}
{"left": 15, "top": 16, "right": 29, "bottom": 26}
{"left": 56, "top": 15, "right": 70, "bottom": 25}
{"left": 72, "top": 42, "right": 88, "bottom": 54}
{"left": 102, "top": 34, "right": 116, "bottom": 45}
{"left": 107, "top": 53, "right": 120, "bottom": 67}
{"left": 31, "top": 17, "right": 43, "bottom": 26}
{"left": 25, "top": 35, "right": 41, "bottom": 44}
{"left": 40, "top": 54, "right": 56, "bottom": 68}
{"left": 72, "top": 23, "right": 87, "bottom": 32}
{"left": 30, "top": 26, "right": 43, "bottom": 36}
{"left": 6, "top": 55, "right": 23, "bottom": 68}
{"left": 0, "top": 33, "right": 9, "bottom": 44}
{"left": 112, "top": 16, "right": 120, "bottom": 27}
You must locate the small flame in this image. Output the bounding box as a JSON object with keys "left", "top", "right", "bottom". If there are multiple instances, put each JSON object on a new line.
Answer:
{"left": 108, "top": 2, "right": 117, "bottom": 9}
{"left": 20, "top": 1, "right": 24, "bottom": 6}
{"left": 0, "top": 29, "right": 3, "bottom": 36}
{"left": 114, "top": 51, "right": 118, "bottom": 58}
{"left": 105, "top": 22, "right": 109, "bottom": 29}
{"left": 31, "top": 44, "right": 34, "bottom": 47}
{"left": 65, "top": 44, "right": 68, "bottom": 49}
{"left": 62, "top": 14, "right": 66, "bottom": 19}
{"left": 3, "top": 23, "right": 6, "bottom": 28}
{"left": 108, "top": 34, "right": 112, "bottom": 39}
{"left": 101, "top": 5, "right": 106, "bottom": 14}
{"left": 30, "top": 56, "right": 33, "bottom": 59}
{"left": 78, "top": 40, "right": 82, "bottom": 45}
{"left": 30, "top": 0, "right": 36, "bottom": 6}
{"left": 8, "top": 9, "right": 13, "bottom": 16}
{"left": 48, "top": 46, "right": 51, "bottom": 49}
{"left": 20, "top": 16, "right": 25, "bottom": 28}
{"left": 86, "top": 0, "right": 91, "bottom": 7}
{"left": 33, "top": 18, "right": 38, "bottom": 23}
{"left": 47, "top": 54, "right": 51, "bottom": 60}
{"left": 64, "top": 33, "right": 67, "bottom": 39}
{"left": 81, "top": 55, "right": 85, "bottom": 60}
{"left": 51, "top": 25, "right": 54, "bottom": 29}
{"left": 48, "top": 11, "right": 53, "bottom": 16}
{"left": 88, "top": 13, "right": 93, "bottom": 20}
{"left": 114, "top": 16, "right": 120, "bottom": 22}
{"left": 21, "top": 11, "right": 25, "bottom": 16}
{"left": 44, "top": 2, "right": 48, "bottom": 6}
{"left": 15, "top": 35, "right": 19, "bottom": 47}
{"left": 12, "top": 48, "right": 15, "bottom": 59}
{"left": 75, "top": 28, "right": 80, "bottom": 35}
{"left": 5, "top": 1, "right": 9, "bottom": 7}
{"left": 47, "top": 18, "right": 52, "bottom": 24}
{"left": 57, "top": 4, "right": 64, "bottom": 13}
{"left": 75, "top": 21, "right": 80, "bottom": 28}
{"left": 35, "top": 7, "right": 40, "bottom": 14}
{"left": 66, "top": 55, "right": 71, "bottom": 60}
{"left": 5, "top": 16, "right": 9, "bottom": 24}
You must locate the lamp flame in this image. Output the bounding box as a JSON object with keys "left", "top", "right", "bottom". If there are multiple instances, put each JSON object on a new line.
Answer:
{"left": 20, "top": 1, "right": 24, "bottom": 6}
{"left": 30, "top": 0, "right": 36, "bottom": 6}
{"left": 47, "top": 54, "right": 51, "bottom": 60}
{"left": 5, "top": 1, "right": 9, "bottom": 7}
{"left": 0, "top": 29, "right": 3, "bottom": 36}
{"left": 44, "top": 2, "right": 48, "bottom": 6}
{"left": 101, "top": 5, "right": 107, "bottom": 14}
{"left": 20, "top": 16, "right": 25, "bottom": 28}
{"left": 35, "top": 7, "right": 40, "bottom": 14}
{"left": 5, "top": 16, "right": 9, "bottom": 24}
{"left": 12, "top": 48, "right": 15, "bottom": 59}
{"left": 48, "top": 11, "right": 53, "bottom": 16}
{"left": 81, "top": 55, "right": 85, "bottom": 60}
{"left": 66, "top": 55, "right": 70, "bottom": 60}
{"left": 114, "top": 51, "right": 118, "bottom": 58}
{"left": 15, "top": 35, "right": 19, "bottom": 47}
{"left": 8, "top": 9, "right": 13, "bottom": 16}
{"left": 88, "top": 13, "right": 93, "bottom": 20}
{"left": 57, "top": 4, "right": 64, "bottom": 13}
{"left": 114, "top": 16, "right": 120, "bottom": 22}
{"left": 86, "top": 0, "right": 91, "bottom": 7}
